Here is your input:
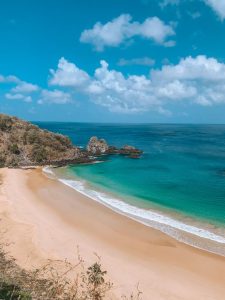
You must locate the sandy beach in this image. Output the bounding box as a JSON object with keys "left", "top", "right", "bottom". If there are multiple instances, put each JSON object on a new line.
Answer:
{"left": 0, "top": 167, "right": 225, "bottom": 299}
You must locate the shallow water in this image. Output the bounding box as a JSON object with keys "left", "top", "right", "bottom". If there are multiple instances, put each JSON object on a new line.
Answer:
{"left": 38, "top": 122, "right": 225, "bottom": 255}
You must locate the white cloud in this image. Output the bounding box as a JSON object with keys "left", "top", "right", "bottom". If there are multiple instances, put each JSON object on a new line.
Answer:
{"left": 3, "top": 55, "right": 225, "bottom": 114}
{"left": 156, "top": 80, "right": 196, "bottom": 100}
{"left": 159, "top": 0, "right": 225, "bottom": 20}
{"left": 49, "top": 55, "right": 225, "bottom": 114}
{"left": 1, "top": 75, "right": 38, "bottom": 103}
{"left": 151, "top": 55, "right": 225, "bottom": 81}
{"left": 1, "top": 71, "right": 72, "bottom": 106}
{"left": 0, "top": 74, "right": 20, "bottom": 83}
{"left": 5, "top": 93, "right": 32, "bottom": 102}
{"left": 138, "top": 17, "right": 175, "bottom": 44}
{"left": 151, "top": 55, "right": 225, "bottom": 106}
{"left": 5, "top": 93, "right": 25, "bottom": 100}
{"left": 204, "top": 0, "right": 225, "bottom": 20}
{"left": 118, "top": 57, "right": 155, "bottom": 66}
{"left": 12, "top": 81, "right": 39, "bottom": 93}
{"left": 38, "top": 89, "right": 72, "bottom": 104}
{"left": 80, "top": 14, "right": 175, "bottom": 51}
{"left": 88, "top": 60, "right": 157, "bottom": 113}
{"left": 49, "top": 57, "right": 90, "bottom": 87}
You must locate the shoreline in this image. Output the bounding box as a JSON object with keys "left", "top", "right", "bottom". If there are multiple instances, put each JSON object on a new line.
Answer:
{"left": 46, "top": 166, "right": 225, "bottom": 257}
{"left": 0, "top": 167, "right": 225, "bottom": 299}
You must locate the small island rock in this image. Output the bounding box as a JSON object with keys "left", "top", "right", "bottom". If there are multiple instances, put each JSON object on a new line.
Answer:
{"left": 87, "top": 136, "right": 109, "bottom": 154}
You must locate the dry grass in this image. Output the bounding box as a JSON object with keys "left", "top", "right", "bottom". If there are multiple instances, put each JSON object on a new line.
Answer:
{"left": 0, "top": 244, "right": 142, "bottom": 300}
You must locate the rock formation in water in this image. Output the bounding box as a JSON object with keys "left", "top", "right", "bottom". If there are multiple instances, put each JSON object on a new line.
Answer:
{"left": 87, "top": 137, "right": 143, "bottom": 158}
{"left": 87, "top": 136, "right": 109, "bottom": 154}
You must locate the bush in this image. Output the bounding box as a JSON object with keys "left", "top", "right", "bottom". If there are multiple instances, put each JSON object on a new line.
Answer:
{"left": 55, "top": 134, "right": 72, "bottom": 148}
{"left": 0, "top": 282, "right": 31, "bottom": 300}
{"left": 0, "top": 115, "right": 13, "bottom": 131}
{"left": 27, "top": 129, "right": 40, "bottom": 144}
{"left": 0, "top": 154, "right": 6, "bottom": 168}
{"left": 9, "top": 144, "right": 20, "bottom": 155}
{"left": 86, "top": 262, "right": 110, "bottom": 300}
{"left": 0, "top": 242, "right": 142, "bottom": 300}
{"left": 6, "top": 156, "right": 19, "bottom": 167}
{"left": 31, "top": 145, "right": 47, "bottom": 163}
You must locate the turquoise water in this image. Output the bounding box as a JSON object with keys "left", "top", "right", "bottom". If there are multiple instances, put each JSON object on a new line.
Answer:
{"left": 38, "top": 122, "right": 225, "bottom": 253}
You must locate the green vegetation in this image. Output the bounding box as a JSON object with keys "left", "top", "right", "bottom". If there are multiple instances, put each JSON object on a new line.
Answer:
{"left": 0, "top": 282, "right": 31, "bottom": 300}
{"left": 0, "top": 114, "right": 82, "bottom": 168}
{"left": 0, "top": 243, "right": 142, "bottom": 300}
{"left": 9, "top": 144, "right": 20, "bottom": 155}
{"left": 0, "top": 115, "right": 13, "bottom": 131}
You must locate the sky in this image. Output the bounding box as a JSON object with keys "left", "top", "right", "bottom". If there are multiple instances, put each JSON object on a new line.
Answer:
{"left": 1, "top": 0, "right": 225, "bottom": 123}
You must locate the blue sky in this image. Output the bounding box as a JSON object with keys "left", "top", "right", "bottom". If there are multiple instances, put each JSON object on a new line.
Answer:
{"left": 1, "top": 0, "right": 225, "bottom": 123}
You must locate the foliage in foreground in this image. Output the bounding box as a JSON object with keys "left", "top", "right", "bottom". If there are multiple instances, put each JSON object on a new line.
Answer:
{"left": 0, "top": 244, "right": 142, "bottom": 300}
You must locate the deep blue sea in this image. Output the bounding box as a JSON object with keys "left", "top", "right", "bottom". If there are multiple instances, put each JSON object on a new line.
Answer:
{"left": 36, "top": 122, "right": 225, "bottom": 255}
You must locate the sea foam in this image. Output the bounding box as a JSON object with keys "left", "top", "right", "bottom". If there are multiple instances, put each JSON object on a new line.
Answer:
{"left": 42, "top": 167, "right": 225, "bottom": 256}
{"left": 56, "top": 178, "right": 225, "bottom": 245}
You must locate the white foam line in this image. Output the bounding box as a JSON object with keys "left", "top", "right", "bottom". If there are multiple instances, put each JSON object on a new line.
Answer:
{"left": 42, "top": 166, "right": 54, "bottom": 175}
{"left": 58, "top": 178, "right": 225, "bottom": 245}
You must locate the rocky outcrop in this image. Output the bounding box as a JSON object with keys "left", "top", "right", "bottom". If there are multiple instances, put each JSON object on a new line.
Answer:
{"left": 119, "top": 145, "right": 143, "bottom": 158}
{"left": 0, "top": 114, "right": 91, "bottom": 168}
{"left": 87, "top": 137, "right": 143, "bottom": 158}
{"left": 87, "top": 136, "right": 109, "bottom": 154}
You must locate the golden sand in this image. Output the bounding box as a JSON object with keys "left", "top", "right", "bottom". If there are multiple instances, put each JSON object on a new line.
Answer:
{"left": 0, "top": 168, "right": 224, "bottom": 299}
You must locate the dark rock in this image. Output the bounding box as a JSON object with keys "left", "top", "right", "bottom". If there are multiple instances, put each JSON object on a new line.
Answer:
{"left": 129, "top": 154, "right": 141, "bottom": 159}
{"left": 118, "top": 145, "right": 143, "bottom": 158}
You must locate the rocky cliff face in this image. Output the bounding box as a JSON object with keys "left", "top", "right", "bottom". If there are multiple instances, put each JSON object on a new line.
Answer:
{"left": 0, "top": 114, "right": 87, "bottom": 168}
{"left": 87, "top": 136, "right": 109, "bottom": 154}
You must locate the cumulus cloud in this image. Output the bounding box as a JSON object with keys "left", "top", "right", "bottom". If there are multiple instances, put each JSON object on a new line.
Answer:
{"left": 49, "top": 57, "right": 90, "bottom": 87}
{"left": 1, "top": 70, "right": 74, "bottom": 106}
{"left": 151, "top": 55, "right": 225, "bottom": 81}
{"left": 80, "top": 14, "right": 175, "bottom": 51}
{"left": 204, "top": 0, "right": 225, "bottom": 20}
{"left": 49, "top": 55, "right": 225, "bottom": 114}
{"left": 3, "top": 55, "right": 225, "bottom": 114}
{"left": 38, "top": 89, "right": 72, "bottom": 104}
{"left": 1, "top": 75, "right": 38, "bottom": 103}
{"left": 118, "top": 57, "right": 155, "bottom": 66}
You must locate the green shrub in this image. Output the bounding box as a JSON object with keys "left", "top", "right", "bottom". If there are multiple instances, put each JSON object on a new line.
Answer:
{"left": 55, "top": 134, "right": 72, "bottom": 147}
{"left": 0, "top": 115, "right": 13, "bottom": 131}
{"left": 9, "top": 144, "right": 20, "bottom": 155}
{"left": 0, "top": 154, "right": 6, "bottom": 168}
{"left": 0, "top": 282, "right": 31, "bottom": 300}
{"left": 27, "top": 129, "right": 40, "bottom": 144}
{"left": 31, "top": 145, "right": 47, "bottom": 163}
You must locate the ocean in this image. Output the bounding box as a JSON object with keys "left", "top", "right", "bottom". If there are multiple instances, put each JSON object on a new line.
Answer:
{"left": 36, "top": 122, "right": 225, "bottom": 256}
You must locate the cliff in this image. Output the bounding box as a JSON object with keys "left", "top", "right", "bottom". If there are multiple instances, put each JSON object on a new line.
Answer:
{"left": 0, "top": 114, "right": 87, "bottom": 168}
